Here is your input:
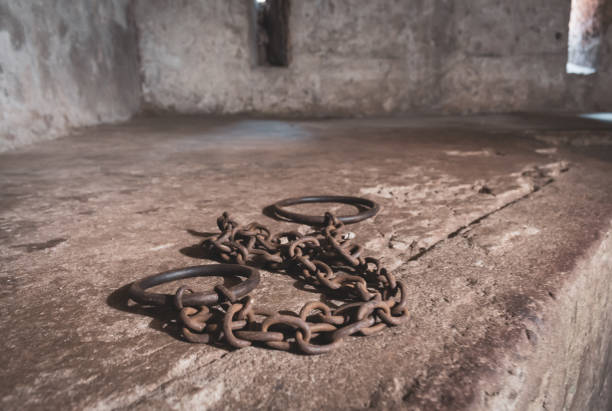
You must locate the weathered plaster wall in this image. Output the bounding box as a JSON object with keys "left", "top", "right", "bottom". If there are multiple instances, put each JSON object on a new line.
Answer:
{"left": 0, "top": 0, "right": 141, "bottom": 152}
{"left": 2, "top": 1, "right": 611, "bottom": 151}
{"left": 438, "top": 0, "right": 610, "bottom": 113}
{"left": 134, "top": 0, "right": 612, "bottom": 116}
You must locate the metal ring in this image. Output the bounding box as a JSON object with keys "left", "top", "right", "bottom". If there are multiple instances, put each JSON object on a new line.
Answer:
{"left": 270, "top": 195, "right": 380, "bottom": 225}
{"left": 128, "top": 264, "right": 260, "bottom": 307}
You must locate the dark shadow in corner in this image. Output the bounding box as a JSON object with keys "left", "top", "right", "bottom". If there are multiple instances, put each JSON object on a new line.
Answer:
{"left": 106, "top": 283, "right": 183, "bottom": 341}
{"left": 180, "top": 243, "right": 210, "bottom": 259}
{"left": 186, "top": 229, "right": 218, "bottom": 238}
{"left": 107, "top": 280, "right": 234, "bottom": 352}
{"left": 262, "top": 204, "right": 291, "bottom": 222}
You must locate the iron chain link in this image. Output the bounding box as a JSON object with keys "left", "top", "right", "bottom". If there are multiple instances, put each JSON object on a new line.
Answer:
{"left": 173, "top": 210, "right": 408, "bottom": 354}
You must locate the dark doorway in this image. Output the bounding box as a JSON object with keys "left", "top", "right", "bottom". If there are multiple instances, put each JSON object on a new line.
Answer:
{"left": 254, "top": 0, "right": 291, "bottom": 67}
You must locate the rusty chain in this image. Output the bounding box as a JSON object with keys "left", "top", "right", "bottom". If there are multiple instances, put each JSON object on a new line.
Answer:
{"left": 170, "top": 205, "right": 408, "bottom": 355}
{"left": 128, "top": 197, "right": 408, "bottom": 354}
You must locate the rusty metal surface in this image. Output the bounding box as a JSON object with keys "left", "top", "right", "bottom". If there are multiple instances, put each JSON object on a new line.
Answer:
{"left": 128, "top": 264, "right": 261, "bottom": 307}
{"left": 270, "top": 195, "right": 380, "bottom": 225}
{"left": 128, "top": 196, "right": 408, "bottom": 354}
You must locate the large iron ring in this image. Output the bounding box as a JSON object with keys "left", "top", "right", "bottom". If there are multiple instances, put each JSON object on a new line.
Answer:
{"left": 270, "top": 195, "right": 380, "bottom": 225}
{"left": 128, "top": 264, "right": 260, "bottom": 307}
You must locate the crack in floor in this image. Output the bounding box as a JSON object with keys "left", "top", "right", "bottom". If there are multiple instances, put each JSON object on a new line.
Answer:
{"left": 406, "top": 178, "right": 557, "bottom": 262}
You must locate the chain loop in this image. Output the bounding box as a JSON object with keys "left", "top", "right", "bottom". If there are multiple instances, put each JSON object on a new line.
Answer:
{"left": 129, "top": 196, "right": 409, "bottom": 355}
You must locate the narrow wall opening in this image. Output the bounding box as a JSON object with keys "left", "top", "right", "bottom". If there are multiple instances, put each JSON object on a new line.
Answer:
{"left": 254, "top": 0, "right": 290, "bottom": 67}
{"left": 567, "top": 0, "right": 606, "bottom": 74}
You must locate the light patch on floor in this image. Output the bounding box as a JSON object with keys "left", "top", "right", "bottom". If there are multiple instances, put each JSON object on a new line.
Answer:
{"left": 173, "top": 381, "right": 225, "bottom": 410}
{"left": 535, "top": 148, "right": 557, "bottom": 155}
{"left": 168, "top": 353, "right": 199, "bottom": 379}
{"left": 488, "top": 226, "right": 541, "bottom": 255}
{"left": 445, "top": 149, "right": 492, "bottom": 156}
{"left": 149, "top": 243, "right": 175, "bottom": 251}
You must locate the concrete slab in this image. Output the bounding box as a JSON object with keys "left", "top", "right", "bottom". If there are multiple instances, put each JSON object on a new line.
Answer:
{"left": 1, "top": 114, "right": 611, "bottom": 410}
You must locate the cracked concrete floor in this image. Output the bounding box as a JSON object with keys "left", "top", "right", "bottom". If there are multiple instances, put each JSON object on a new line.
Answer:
{"left": 1, "top": 114, "right": 612, "bottom": 410}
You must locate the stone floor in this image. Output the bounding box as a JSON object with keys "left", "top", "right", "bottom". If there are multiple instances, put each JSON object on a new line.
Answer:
{"left": 1, "top": 113, "right": 612, "bottom": 410}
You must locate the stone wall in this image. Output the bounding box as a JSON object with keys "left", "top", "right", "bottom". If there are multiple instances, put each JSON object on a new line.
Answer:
{"left": 134, "top": 0, "right": 612, "bottom": 117}
{"left": 1, "top": 1, "right": 611, "bottom": 151}
{"left": 0, "top": 0, "right": 141, "bottom": 152}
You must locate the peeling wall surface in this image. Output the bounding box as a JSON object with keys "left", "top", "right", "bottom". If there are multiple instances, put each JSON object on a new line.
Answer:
{"left": 134, "top": 0, "right": 612, "bottom": 116}
{"left": 0, "top": 0, "right": 141, "bottom": 152}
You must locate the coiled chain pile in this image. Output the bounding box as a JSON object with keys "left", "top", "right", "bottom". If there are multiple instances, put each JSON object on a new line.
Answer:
{"left": 172, "top": 210, "right": 408, "bottom": 354}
